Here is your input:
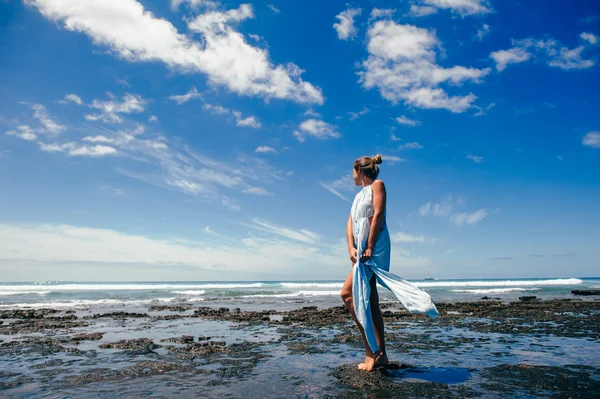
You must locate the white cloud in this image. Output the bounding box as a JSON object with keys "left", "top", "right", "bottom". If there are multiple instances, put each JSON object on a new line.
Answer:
{"left": 411, "top": 0, "right": 493, "bottom": 17}
{"left": 319, "top": 182, "right": 348, "bottom": 201}
{"left": 7, "top": 104, "right": 66, "bottom": 145}
{"left": 202, "top": 104, "right": 261, "bottom": 128}
{"left": 380, "top": 154, "right": 406, "bottom": 164}
{"left": 433, "top": 202, "right": 453, "bottom": 216}
{"left": 303, "top": 109, "right": 321, "bottom": 118}
{"left": 547, "top": 45, "right": 594, "bottom": 70}
{"left": 396, "top": 116, "right": 421, "bottom": 126}
{"left": 148, "top": 115, "right": 158, "bottom": 123}
{"left": 267, "top": 4, "right": 280, "bottom": 14}
{"left": 399, "top": 142, "right": 423, "bottom": 149}
{"left": 170, "top": 0, "right": 218, "bottom": 11}
{"left": 490, "top": 47, "right": 531, "bottom": 71}
{"left": 247, "top": 218, "right": 322, "bottom": 244}
{"left": 491, "top": 35, "right": 597, "bottom": 72}
{"left": 419, "top": 195, "right": 454, "bottom": 217}
{"left": 319, "top": 174, "right": 355, "bottom": 201}
{"left": 221, "top": 196, "right": 241, "bottom": 211}
{"left": 82, "top": 135, "right": 115, "bottom": 144}
{"left": 580, "top": 32, "right": 598, "bottom": 45}
{"left": 203, "top": 103, "right": 229, "bottom": 115}
{"left": 243, "top": 186, "right": 271, "bottom": 196}
{"left": 370, "top": 8, "right": 396, "bottom": 21}
{"left": 348, "top": 107, "right": 370, "bottom": 121}
{"left": 391, "top": 232, "right": 426, "bottom": 243}
{"left": 39, "top": 141, "right": 118, "bottom": 157}
{"left": 359, "top": 20, "right": 490, "bottom": 113}
{"left": 451, "top": 209, "right": 488, "bottom": 225}
{"left": 85, "top": 93, "right": 145, "bottom": 123}
{"left": 294, "top": 119, "right": 341, "bottom": 142}
{"left": 27, "top": 0, "right": 323, "bottom": 105}
{"left": 473, "top": 102, "right": 495, "bottom": 116}
{"left": 443, "top": 248, "right": 459, "bottom": 255}
{"left": 233, "top": 112, "right": 261, "bottom": 129}
{"left": 333, "top": 7, "right": 362, "bottom": 41}
{"left": 60, "top": 93, "right": 83, "bottom": 105}
{"left": 583, "top": 131, "right": 600, "bottom": 148}
{"left": 6, "top": 125, "right": 38, "bottom": 142}
{"left": 408, "top": 5, "right": 437, "bottom": 17}
{"left": 69, "top": 144, "right": 118, "bottom": 157}
{"left": 169, "top": 87, "right": 202, "bottom": 105}
{"left": 475, "top": 24, "right": 490, "bottom": 41}
{"left": 255, "top": 146, "right": 277, "bottom": 154}
{"left": 419, "top": 201, "right": 432, "bottom": 216}
{"left": 467, "top": 154, "right": 483, "bottom": 163}
{"left": 30, "top": 103, "right": 67, "bottom": 134}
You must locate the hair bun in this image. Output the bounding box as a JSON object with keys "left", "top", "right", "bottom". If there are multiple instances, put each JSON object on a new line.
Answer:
{"left": 372, "top": 154, "right": 383, "bottom": 165}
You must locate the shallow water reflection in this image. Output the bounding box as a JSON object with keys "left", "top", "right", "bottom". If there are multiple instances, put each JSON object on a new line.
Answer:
{"left": 388, "top": 366, "right": 471, "bottom": 384}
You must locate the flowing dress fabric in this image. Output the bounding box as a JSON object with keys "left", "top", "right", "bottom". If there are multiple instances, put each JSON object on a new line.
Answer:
{"left": 351, "top": 184, "right": 440, "bottom": 353}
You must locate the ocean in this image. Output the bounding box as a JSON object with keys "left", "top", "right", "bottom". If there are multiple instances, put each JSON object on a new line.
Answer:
{"left": 1, "top": 277, "right": 597, "bottom": 311}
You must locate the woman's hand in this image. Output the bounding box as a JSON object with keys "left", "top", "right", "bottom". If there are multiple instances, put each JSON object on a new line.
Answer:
{"left": 349, "top": 248, "right": 358, "bottom": 264}
{"left": 360, "top": 247, "right": 373, "bottom": 262}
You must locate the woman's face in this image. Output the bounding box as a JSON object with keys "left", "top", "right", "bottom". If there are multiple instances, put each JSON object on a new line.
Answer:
{"left": 352, "top": 167, "right": 362, "bottom": 186}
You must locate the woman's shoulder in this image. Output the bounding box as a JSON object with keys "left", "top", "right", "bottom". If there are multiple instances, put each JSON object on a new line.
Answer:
{"left": 371, "top": 180, "right": 385, "bottom": 190}
{"left": 370, "top": 180, "right": 385, "bottom": 193}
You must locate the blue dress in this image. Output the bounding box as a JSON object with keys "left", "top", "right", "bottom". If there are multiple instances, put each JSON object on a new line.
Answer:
{"left": 351, "top": 183, "right": 439, "bottom": 353}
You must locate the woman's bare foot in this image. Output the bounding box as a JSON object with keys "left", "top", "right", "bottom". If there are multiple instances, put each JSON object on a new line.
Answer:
{"left": 357, "top": 352, "right": 388, "bottom": 371}
{"left": 357, "top": 353, "right": 379, "bottom": 371}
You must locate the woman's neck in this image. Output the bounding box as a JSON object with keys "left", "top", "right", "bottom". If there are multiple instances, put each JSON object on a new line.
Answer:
{"left": 362, "top": 178, "right": 375, "bottom": 187}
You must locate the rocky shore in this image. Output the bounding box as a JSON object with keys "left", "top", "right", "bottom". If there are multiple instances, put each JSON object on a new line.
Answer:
{"left": 1, "top": 298, "right": 599, "bottom": 398}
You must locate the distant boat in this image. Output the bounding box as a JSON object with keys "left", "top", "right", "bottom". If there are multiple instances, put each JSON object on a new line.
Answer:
{"left": 423, "top": 278, "right": 437, "bottom": 281}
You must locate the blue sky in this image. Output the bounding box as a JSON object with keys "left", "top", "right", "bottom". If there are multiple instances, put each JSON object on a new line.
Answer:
{"left": 1, "top": 0, "right": 599, "bottom": 282}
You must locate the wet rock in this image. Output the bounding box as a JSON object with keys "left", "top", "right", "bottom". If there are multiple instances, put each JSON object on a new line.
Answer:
{"left": 0, "top": 336, "right": 88, "bottom": 358}
{"left": 331, "top": 331, "right": 362, "bottom": 345}
{"left": 71, "top": 332, "right": 104, "bottom": 342}
{"left": 152, "top": 314, "right": 187, "bottom": 320}
{"left": 58, "top": 361, "right": 200, "bottom": 386}
{"left": 0, "top": 308, "right": 59, "bottom": 319}
{"left": 331, "top": 364, "right": 471, "bottom": 398}
{"left": 84, "top": 312, "right": 150, "bottom": 319}
{"left": 99, "top": 338, "right": 159, "bottom": 352}
{"left": 572, "top": 290, "right": 600, "bottom": 296}
{"left": 148, "top": 305, "right": 192, "bottom": 312}
{"left": 482, "top": 364, "right": 600, "bottom": 398}
{"left": 160, "top": 335, "right": 194, "bottom": 344}
{"left": 192, "top": 306, "right": 278, "bottom": 324}
{"left": 0, "top": 375, "right": 34, "bottom": 390}
{"left": 286, "top": 341, "right": 325, "bottom": 354}
{"left": 0, "top": 319, "right": 89, "bottom": 334}
{"left": 518, "top": 296, "right": 538, "bottom": 302}
{"left": 31, "top": 359, "right": 65, "bottom": 369}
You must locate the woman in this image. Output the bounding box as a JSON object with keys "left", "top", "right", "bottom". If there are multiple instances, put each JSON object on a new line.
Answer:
{"left": 340, "top": 154, "right": 440, "bottom": 371}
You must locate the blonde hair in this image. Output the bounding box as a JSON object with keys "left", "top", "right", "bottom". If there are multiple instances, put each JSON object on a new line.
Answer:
{"left": 354, "top": 154, "right": 383, "bottom": 180}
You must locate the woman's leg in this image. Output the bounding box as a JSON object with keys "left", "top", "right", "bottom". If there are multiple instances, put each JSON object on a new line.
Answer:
{"left": 369, "top": 275, "right": 388, "bottom": 366}
{"left": 340, "top": 270, "right": 375, "bottom": 364}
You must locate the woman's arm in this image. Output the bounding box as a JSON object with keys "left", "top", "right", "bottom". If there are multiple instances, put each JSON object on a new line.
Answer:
{"left": 362, "top": 181, "right": 386, "bottom": 260}
{"left": 347, "top": 214, "right": 357, "bottom": 264}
